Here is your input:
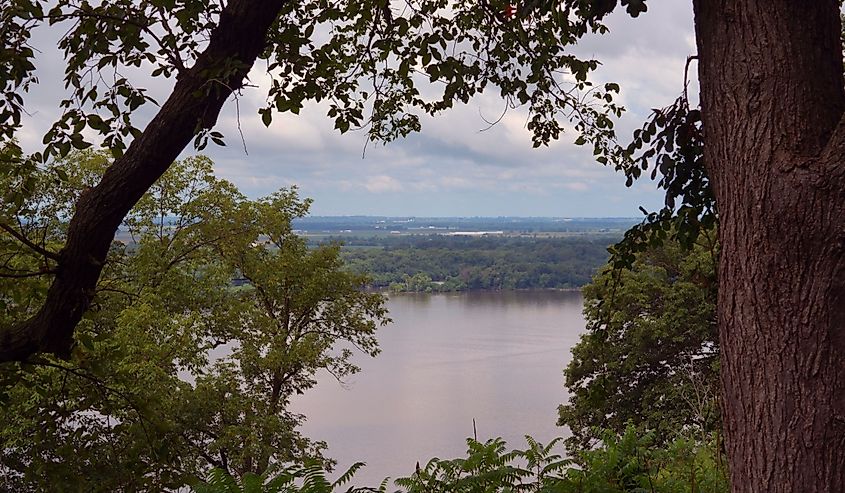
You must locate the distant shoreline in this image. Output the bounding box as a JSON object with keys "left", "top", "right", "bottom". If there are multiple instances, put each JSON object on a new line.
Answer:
{"left": 366, "top": 287, "right": 584, "bottom": 294}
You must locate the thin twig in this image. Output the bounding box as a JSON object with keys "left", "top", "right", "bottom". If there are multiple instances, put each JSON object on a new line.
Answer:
{"left": 683, "top": 55, "right": 699, "bottom": 107}
{"left": 234, "top": 90, "right": 249, "bottom": 154}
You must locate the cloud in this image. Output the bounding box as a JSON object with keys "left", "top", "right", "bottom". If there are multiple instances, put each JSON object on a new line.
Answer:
{"left": 562, "top": 182, "right": 590, "bottom": 192}
{"left": 364, "top": 175, "right": 404, "bottom": 193}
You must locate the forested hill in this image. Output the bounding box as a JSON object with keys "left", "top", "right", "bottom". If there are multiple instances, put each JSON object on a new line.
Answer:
{"left": 327, "top": 234, "right": 616, "bottom": 292}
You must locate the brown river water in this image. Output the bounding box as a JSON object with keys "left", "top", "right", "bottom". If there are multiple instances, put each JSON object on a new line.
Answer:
{"left": 290, "top": 290, "right": 586, "bottom": 485}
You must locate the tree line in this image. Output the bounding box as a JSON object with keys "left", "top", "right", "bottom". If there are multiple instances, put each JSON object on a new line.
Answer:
{"left": 335, "top": 235, "right": 613, "bottom": 292}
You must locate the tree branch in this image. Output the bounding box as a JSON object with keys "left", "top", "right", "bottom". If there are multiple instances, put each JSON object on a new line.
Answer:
{"left": 0, "top": 223, "right": 60, "bottom": 261}
{"left": 0, "top": 0, "right": 290, "bottom": 363}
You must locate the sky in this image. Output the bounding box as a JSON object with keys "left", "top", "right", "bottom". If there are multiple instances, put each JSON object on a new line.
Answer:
{"left": 17, "top": 0, "right": 697, "bottom": 217}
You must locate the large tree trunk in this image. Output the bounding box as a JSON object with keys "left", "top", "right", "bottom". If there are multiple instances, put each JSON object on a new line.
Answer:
{"left": 692, "top": 1, "right": 845, "bottom": 490}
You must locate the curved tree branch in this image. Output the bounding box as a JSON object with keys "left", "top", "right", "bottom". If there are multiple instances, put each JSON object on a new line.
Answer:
{"left": 0, "top": 222, "right": 60, "bottom": 261}
{"left": 0, "top": 0, "right": 289, "bottom": 362}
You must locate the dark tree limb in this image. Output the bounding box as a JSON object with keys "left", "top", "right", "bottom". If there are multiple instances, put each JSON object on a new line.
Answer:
{"left": 0, "top": 0, "right": 289, "bottom": 362}
{"left": 0, "top": 222, "right": 60, "bottom": 261}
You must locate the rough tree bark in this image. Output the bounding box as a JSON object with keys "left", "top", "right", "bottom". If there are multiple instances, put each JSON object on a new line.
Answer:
{"left": 0, "top": 0, "right": 288, "bottom": 362}
{"left": 692, "top": 0, "right": 845, "bottom": 490}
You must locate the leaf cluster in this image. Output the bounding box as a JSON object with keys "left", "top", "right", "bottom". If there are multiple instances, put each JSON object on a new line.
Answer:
{"left": 193, "top": 460, "right": 386, "bottom": 493}
{"left": 597, "top": 93, "right": 713, "bottom": 271}
{"left": 396, "top": 430, "right": 726, "bottom": 492}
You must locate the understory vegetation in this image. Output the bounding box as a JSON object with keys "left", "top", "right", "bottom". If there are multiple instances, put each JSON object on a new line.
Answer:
{"left": 193, "top": 429, "right": 728, "bottom": 492}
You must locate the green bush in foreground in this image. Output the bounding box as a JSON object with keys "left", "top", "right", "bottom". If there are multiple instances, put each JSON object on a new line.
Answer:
{"left": 193, "top": 427, "right": 729, "bottom": 493}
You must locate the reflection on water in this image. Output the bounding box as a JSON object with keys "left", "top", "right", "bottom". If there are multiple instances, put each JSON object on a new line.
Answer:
{"left": 290, "top": 290, "right": 585, "bottom": 485}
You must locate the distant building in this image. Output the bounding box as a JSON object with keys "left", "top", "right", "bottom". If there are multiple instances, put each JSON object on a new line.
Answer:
{"left": 446, "top": 231, "right": 504, "bottom": 236}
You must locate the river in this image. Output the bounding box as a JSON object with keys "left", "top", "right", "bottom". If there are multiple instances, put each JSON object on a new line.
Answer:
{"left": 290, "top": 290, "right": 586, "bottom": 485}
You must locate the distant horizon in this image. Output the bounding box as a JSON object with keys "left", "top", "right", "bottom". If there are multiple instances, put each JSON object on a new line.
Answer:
{"left": 297, "top": 215, "right": 641, "bottom": 219}
{"left": 289, "top": 216, "right": 639, "bottom": 234}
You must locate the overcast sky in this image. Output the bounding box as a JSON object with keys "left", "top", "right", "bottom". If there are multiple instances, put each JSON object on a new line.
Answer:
{"left": 18, "top": 0, "right": 696, "bottom": 217}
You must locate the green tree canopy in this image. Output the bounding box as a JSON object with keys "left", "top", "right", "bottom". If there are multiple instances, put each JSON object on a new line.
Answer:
{"left": 0, "top": 151, "right": 389, "bottom": 491}
{"left": 558, "top": 232, "right": 718, "bottom": 450}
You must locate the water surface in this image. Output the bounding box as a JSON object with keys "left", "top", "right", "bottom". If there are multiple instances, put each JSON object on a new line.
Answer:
{"left": 291, "top": 290, "right": 585, "bottom": 484}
